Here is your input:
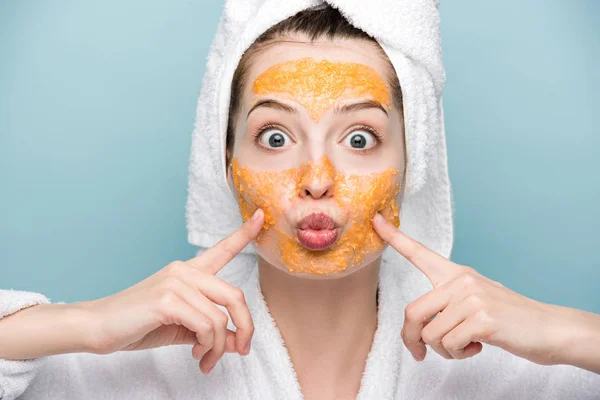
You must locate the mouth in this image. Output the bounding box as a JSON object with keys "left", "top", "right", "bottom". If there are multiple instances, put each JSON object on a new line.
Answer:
{"left": 295, "top": 212, "right": 340, "bottom": 251}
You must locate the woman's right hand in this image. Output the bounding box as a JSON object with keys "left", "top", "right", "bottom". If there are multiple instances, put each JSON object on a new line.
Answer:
{"left": 83, "top": 208, "right": 265, "bottom": 374}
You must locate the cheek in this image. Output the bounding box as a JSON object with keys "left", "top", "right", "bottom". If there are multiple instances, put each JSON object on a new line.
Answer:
{"left": 330, "top": 169, "right": 401, "bottom": 259}
{"left": 230, "top": 159, "right": 297, "bottom": 243}
{"left": 336, "top": 169, "right": 401, "bottom": 224}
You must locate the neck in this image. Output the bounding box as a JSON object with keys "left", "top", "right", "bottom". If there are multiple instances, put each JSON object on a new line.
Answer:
{"left": 258, "top": 257, "right": 380, "bottom": 398}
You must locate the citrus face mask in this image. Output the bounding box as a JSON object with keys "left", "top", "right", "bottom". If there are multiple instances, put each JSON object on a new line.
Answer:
{"left": 230, "top": 57, "right": 401, "bottom": 275}
{"left": 231, "top": 156, "right": 401, "bottom": 275}
{"left": 252, "top": 58, "right": 391, "bottom": 120}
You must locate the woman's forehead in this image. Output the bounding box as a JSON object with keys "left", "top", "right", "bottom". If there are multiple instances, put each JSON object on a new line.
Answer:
{"left": 242, "top": 39, "right": 392, "bottom": 120}
{"left": 244, "top": 39, "right": 391, "bottom": 94}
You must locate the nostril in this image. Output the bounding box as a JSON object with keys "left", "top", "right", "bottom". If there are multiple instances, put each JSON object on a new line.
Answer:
{"left": 301, "top": 184, "right": 333, "bottom": 199}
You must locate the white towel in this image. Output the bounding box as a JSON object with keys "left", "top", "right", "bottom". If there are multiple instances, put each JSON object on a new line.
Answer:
{"left": 0, "top": 290, "right": 50, "bottom": 400}
{"left": 0, "top": 290, "right": 50, "bottom": 320}
{"left": 185, "top": 0, "right": 452, "bottom": 304}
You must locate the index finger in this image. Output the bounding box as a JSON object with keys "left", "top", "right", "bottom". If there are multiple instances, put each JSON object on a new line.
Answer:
{"left": 372, "top": 212, "right": 460, "bottom": 287}
{"left": 187, "top": 208, "right": 265, "bottom": 275}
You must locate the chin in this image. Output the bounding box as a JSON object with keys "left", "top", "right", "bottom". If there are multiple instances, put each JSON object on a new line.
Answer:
{"left": 255, "top": 235, "right": 386, "bottom": 280}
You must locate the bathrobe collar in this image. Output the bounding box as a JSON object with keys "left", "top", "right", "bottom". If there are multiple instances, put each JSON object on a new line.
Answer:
{"left": 233, "top": 257, "right": 409, "bottom": 399}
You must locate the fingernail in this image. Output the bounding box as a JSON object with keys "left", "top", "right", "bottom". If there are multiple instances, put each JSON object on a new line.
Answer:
{"left": 207, "top": 364, "right": 215, "bottom": 374}
{"left": 244, "top": 341, "right": 251, "bottom": 355}
{"left": 252, "top": 209, "right": 262, "bottom": 221}
{"left": 412, "top": 353, "right": 422, "bottom": 361}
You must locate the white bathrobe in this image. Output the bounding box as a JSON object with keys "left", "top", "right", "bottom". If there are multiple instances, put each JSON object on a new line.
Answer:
{"left": 2, "top": 255, "right": 599, "bottom": 399}
{"left": 1, "top": 0, "right": 599, "bottom": 398}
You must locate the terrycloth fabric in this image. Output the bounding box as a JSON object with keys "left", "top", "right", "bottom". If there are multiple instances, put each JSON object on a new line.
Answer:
{"left": 2, "top": 258, "right": 599, "bottom": 399}
{"left": 0, "top": 290, "right": 51, "bottom": 400}
{"left": 0, "top": 290, "right": 50, "bottom": 320}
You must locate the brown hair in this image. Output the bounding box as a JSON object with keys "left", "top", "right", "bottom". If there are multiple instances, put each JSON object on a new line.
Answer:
{"left": 225, "top": 3, "right": 404, "bottom": 168}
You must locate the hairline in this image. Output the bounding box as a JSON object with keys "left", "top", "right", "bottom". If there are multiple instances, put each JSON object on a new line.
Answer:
{"left": 236, "top": 37, "right": 402, "bottom": 115}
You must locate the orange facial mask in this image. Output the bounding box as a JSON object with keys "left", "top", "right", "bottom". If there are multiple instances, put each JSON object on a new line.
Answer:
{"left": 252, "top": 58, "right": 391, "bottom": 120}
{"left": 231, "top": 156, "right": 401, "bottom": 275}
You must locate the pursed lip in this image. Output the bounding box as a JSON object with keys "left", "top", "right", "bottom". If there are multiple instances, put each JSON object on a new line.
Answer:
{"left": 295, "top": 212, "right": 340, "bottom": 250}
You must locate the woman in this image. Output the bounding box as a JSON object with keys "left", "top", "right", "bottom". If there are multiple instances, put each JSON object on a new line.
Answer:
{"left": 1, "top": 2, "right": 599, "bottom": 399}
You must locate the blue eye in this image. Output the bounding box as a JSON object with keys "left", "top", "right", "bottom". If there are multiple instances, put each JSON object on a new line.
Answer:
{"left": 258, "top": 129, "right": 291, "bottom": 148}
{"left": 342, "top": 130, "right": 376, "bottom": 150}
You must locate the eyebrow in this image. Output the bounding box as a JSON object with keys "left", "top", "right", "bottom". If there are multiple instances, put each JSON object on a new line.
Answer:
{"left": 333, "top": 100, "right": 388, "bottom": 117}
{"left": 246, "top": 99, "right": 298, "bottom": 120}
{"left": 245, "top": 98, "right": 389, "bottom": 120}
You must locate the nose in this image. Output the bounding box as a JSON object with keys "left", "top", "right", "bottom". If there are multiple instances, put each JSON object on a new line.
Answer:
{"left": 299, "top": 161, "right": 334, "bottom": 200}
{"left": 301, "top": 180, "right": 333, "bottom": 199}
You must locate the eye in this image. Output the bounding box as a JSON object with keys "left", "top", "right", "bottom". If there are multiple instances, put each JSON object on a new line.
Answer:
{"left": 258, "top": 128, "right": 292, "bottom": 149}
{"left": 342, "top": 129, "right": 377, "bottom": 150}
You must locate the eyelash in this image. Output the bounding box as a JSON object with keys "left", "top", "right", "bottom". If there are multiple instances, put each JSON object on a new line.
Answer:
{"left": 251, "top": 122, "right": 288, "bottom": 153}
{"left": 251, "top": 123, "right": 383, "bottom": 154}
{"left": 342, "top": 125, "right": 384, "bottom": 155}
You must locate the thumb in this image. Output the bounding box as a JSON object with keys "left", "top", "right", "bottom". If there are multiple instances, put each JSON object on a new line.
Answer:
{"left": 224, "top": 330, "right": 238, "bottom": 353}
{"left": 177, "top": 328, "right": 238, "bottom": 353}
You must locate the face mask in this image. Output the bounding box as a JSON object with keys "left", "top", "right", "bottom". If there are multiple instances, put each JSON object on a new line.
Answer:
{"left": 231, "top": 156, "right": 401, "bottom": 275}
{"left": 252, "top": 57, "right": 392, "bottom": 120}
{"left": 230, "top": 57, "right": 401, "bottom": 275}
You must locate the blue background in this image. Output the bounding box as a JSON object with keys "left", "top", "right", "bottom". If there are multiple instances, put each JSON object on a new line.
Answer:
{"left": 1, "top": 1, "right": 598, "bottom": 313}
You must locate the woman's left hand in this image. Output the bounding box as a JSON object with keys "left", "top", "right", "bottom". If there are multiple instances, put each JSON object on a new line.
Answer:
{"left": 372, "top": 213, "right": 600, "bottom": 374}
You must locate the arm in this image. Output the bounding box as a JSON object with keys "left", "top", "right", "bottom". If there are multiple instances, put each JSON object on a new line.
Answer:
{"left": 0, "top": 289, "right": 53, "bottom": 400}
{"left": 373, "top": 213, "right": 600, "bottom": 376}
{"left": 0, "top": 296, "right": 94, "bottom": 361}
{"left": 0, "top": 209, "right": 264, "bottom": 399}
{"left": 551, "top": 304, "right": 600, "bottom": 375}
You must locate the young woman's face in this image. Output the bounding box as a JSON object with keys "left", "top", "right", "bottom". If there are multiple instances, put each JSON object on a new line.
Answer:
{"left": 229, "top": 37, "right": 406, "bottom": 279}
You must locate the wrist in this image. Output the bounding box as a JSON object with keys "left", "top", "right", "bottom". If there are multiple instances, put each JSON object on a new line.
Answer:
{"left": 553, "top": 304, "right": 600, "bottom": 374}
{"left": 0, "top": 302, "right": 94, "bottom": 360}
{"left": 65, "top": 301, "right": 101, "bottom": 354}
{"left": 30, "top": 302, "right": 99, "bottom": 356}
{"left": 73, "top": 299, "right": 111, "bottom": 354}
